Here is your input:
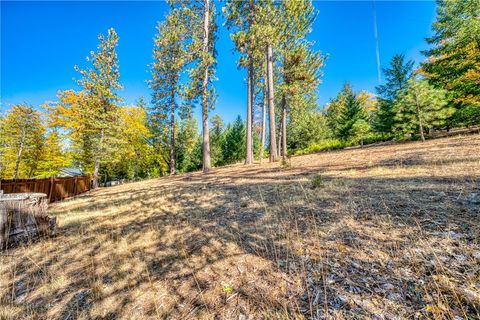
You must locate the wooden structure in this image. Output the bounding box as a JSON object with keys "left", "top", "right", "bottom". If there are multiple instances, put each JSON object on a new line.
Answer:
{"left": 0, "top": 176, "right": 90, "bottom": 203}
{"left": 0, "top": 193, "right": 56, "bottom": 249}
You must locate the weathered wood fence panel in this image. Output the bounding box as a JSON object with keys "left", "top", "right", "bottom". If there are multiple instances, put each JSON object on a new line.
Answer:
{"left": 0, "top": 176, "right": 91, "bottom": 203}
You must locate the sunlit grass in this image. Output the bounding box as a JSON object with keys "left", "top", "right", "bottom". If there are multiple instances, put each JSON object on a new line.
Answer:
{"left": 1, "top": 134, "right": 479, "bottom": 319}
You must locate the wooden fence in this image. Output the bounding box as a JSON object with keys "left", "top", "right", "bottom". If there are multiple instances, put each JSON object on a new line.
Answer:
{"left": 0, "top": 176, "right": 91, "bottom": 203}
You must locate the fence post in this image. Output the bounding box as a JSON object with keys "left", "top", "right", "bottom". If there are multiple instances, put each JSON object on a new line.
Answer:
{"left": 48, "top": 177, "right": 55, "bottom": 203}
{"left": 73, "top": 176, "right": 78, "bottom": 196}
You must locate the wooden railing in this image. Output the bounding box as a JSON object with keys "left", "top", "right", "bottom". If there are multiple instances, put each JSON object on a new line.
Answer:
{"left": 0, "top": 176, "right": 91, "bottom": 203}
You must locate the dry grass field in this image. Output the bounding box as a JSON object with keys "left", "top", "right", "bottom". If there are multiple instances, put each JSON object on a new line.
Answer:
{"left": 1, "top": 135, "right": 479, "bottom": 320}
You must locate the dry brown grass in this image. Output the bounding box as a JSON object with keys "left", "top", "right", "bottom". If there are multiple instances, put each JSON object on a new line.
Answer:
{"left": 1, "top": 135, "right": 479, "bottom": 320}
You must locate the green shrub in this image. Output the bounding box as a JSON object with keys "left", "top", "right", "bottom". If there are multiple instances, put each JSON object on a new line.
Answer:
{"left": 295, "top": 139, "right": 348, "bottom": 155}
{"left": 295, "top": 134, "right": 393, "bottom": 156}
{"left": 348, "top": 133, "right": 389, "bottom": 146}
{"left": 311, "top": 174, "right": 323, "bottom": 189}
{"left": 280, "top": 156, "right": 292, "bottom": 168}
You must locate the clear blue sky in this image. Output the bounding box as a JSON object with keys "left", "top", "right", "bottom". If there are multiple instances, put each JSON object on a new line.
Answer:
{"left": 1, "top": 1, "right": 436, "bottom": 125}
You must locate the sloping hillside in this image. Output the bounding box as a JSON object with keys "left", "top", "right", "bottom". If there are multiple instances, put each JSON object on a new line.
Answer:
{"left": 1, "top": 135, "right": 479, "bottom": 319}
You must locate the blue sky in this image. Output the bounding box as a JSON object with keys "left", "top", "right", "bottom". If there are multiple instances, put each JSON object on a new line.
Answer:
{"left": 1, "top": 1, "right": 437, "bottom": 125}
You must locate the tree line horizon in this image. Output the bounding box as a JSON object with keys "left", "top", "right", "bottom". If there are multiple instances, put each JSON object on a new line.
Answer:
{"left": 0, "top": 0, "right": 478, "bottom": 187}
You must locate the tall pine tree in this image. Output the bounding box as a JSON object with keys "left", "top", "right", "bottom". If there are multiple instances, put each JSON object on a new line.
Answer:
{"left": 176, "top": 0, "right": 217, "bottom": 173}
{"left": 150, "top": 10, "right": 189, "bottom": 175}
{"left": 224, "top": 0, "right": 263, "bottom": 165}
{"left": 278, "top": 0, "right": 326, "bottom": 158}
{"left": 75, "top": 28, "right": 122, "bottom": 188}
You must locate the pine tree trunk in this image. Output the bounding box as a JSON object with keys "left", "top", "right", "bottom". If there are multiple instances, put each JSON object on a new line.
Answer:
{"left": 202, "top": 0, "right": 211, "bottom": 173}
{"left": 277, "top": 119, "right": 282, "bottom": 156}
{"left": 266, "top": 44, "right": 277, "bottom": 162}
{"left": 13, "top": 128, "right": 25, "bottom": 180}
{"left": 415, "top": 96, "right": 426, "bottom": 142}
{"left": 245, "top": 57, "right": 254, "bottom": 165}
{"left": 92, "top": 128, "right": 104, "bottom": 189}
{"left": 260, "top": 81, "right": 267, "bottom": 163}
{"left": 281, "top": 98, "right": 287, "bottom": 159}
{"left": 169, "top": 99, "right": 176, "bottom": 175}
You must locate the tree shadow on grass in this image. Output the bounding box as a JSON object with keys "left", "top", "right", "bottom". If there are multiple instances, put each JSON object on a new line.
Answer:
{"left": 1, "top": 148, "right": 479, "bottom": 319}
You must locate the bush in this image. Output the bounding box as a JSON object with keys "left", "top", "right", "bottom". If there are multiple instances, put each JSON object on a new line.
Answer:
{"left": 351, "top": 133, "right": 389, "bottom": 146}
{"left": 311, "top": 174, "right": 323, "bottom": 189}
{"left": 295, "top": 133, "right": 392, "bottom": 156}
{"left": 295, "top": 139, "right": 349, "bottom": 155}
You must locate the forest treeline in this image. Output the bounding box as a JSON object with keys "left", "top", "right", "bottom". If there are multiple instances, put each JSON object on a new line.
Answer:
{"left": 0, "top": 0, "right": 478, "bottom": 185}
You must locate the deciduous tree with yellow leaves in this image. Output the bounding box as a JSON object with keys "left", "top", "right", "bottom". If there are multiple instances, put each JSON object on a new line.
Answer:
{"left": 0, "top": 104, "right": 44, "bottom": 179}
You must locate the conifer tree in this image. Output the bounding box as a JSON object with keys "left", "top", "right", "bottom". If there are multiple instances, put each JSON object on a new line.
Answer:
{"left": 350, "top": 119, "right": 371, "bottom": 147}
{"left": 394, "top": 78, "right": 453, "bottom": 141}
{"left": 422, "top": 0, "right": 480, "bottom": 126}
{"left": 175, "top": 115, "right": 200, "bottom": 173}
{"left": 224, "top": 0, "right": 262, "bottom": 165}
{"left": 325, "top": 94, "right": 346, "bottom": 139}
{"left": 254, "top": 0, "right": 283, "bottom": 162}
{"left": 75, "top": 28, "right": 122, "bottom": 188}
{"left": 337, "top": 83, "right": 366, "bottom": 140}
{"left": 222, "top": 116, "right": 246, "bottom": 164}
{"left": 210, "top": 114, "right": 225, "bottom": 166}
{"left": 150, "top": 11, "right": 188, "bottom": 175}
{"left": 259, "top": 67, "right": 268, "bottom": 162}
{"left": 277, "top": 0, "right": 325, "bottom": 159}
{"left": 374, "top": 54, "right": 414, "bottom": 135}
{"left": 170, "top": 0, "right": 217, "bottom": 173}
{"left": 288, "top": 100, "right": 328, "bottom": 151}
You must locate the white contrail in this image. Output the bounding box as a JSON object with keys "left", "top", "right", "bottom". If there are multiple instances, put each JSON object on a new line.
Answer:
{"left": 372, "top": 0, "right": 381, "bottom": 84}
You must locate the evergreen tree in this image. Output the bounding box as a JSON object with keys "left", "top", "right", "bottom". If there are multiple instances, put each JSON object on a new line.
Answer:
{"left": 374, "top": 54, "right": 414, "bottom": 135}
{"left": 253, "top": 0, "right": 283, "bottom": 162}
{"left": 176, "top": 0, "right": 217, "bottom": 173}
{"left": 350, "top": 119, "right": 371, "bottom": 146}
{"left": 338, "top": 84, "right": 365, "bottom": 140}
{"left": 150, "top": 10, "right": 188, "bottom": 175}
{"left": 422, "top": 0, "right": 480, "bottom": 126}
{"left": 222, "top": 116, "right": 246, "bottom": 164}
{"left": 277, "top": 0, "right": 326, "bottom": 158}
{"left": 75, "top": 28, "right": 122, "bottom": 188}
{"left": 327, "top": 83, "right": 366, "bottom": 141}
{"left": 288, "top": 99, "right": 329, "bottom": 151}
{"left": 176, "top": 115, "right": 200, "bottom": 172}
{"left": 210, "top": 114, "right": 225, "bottom": 166}
{"left": 325, "top": 95, "right": 346, "bottom": 139}
{"left": 224, "top": 0, "right": 263, "bottom": 165}
{"left": 394, "top": 78, "right": 454, "bottom": 141}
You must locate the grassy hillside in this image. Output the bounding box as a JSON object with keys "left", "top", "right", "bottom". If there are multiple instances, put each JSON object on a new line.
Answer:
{"left": 1, "top": 135, "right": 479, "bottom": 319}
